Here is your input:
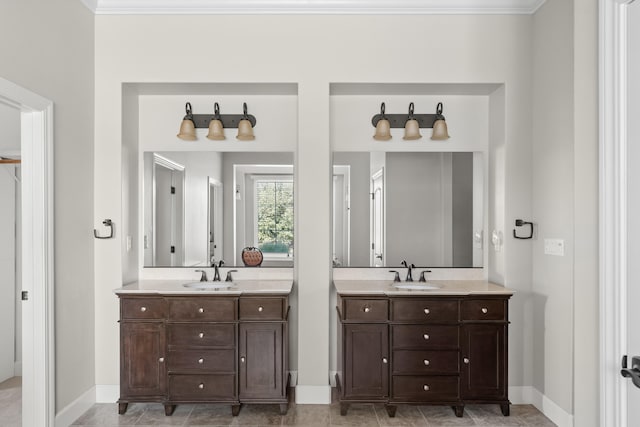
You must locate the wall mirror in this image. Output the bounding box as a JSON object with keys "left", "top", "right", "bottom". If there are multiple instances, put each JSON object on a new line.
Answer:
{"left": 143, "top": 151, "right": 294, "bottom": 267}
{"left": 332, "top": 151, "right": 484, "bottom": 268}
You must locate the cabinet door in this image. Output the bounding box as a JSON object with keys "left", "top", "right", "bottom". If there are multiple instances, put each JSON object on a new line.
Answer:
{"left": 120, "top": 322, "right": 166, "bottom": 398}
{"left": 343, "top": 323, "right": 389, "bottom": 399}
{"left": 239, "top": 323, "right": 284, "bottom": 399}
{"left": 461, "top": 324, "right": 506, "bottom": 399}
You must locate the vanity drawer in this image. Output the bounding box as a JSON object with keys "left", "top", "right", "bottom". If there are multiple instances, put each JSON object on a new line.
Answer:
{"left": 168, "top": 349, "right": 235, "bottom": 372}
{"left": 120, "top": 297, "right": 166, "bottom": 320}
{"left": 392, "top": 325, "right": 458, "bottom": 349}
{"left": 167, "top": 323, "right": 235, "bottom": 347}
{"left": 239, "top": 297, "right": 286, "bottom": 320}
{"left": 391, "top": 375, "right": 459, "bottom": 402}
{"left": 168, "top": 374, "right": 236, "bottom": 401}
{"left": 392, "top": 350, "right": 459, "bottom": 374}
{"left": 461, "top": 299, "right": 506, "bottom": 321}
{"left": 391, "top": 299, "right": 458, "bottom": 323}
{"left": 168, "top": 297, "right": 237, "bottom": 321}
{"left": 342, "top": 299, "right": 388, "bottom": 321}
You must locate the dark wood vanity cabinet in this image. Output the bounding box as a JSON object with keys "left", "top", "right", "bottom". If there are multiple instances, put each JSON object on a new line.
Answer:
{"left": 118, "top": 294, "right": 289, "bottom": 416}
{"left": 337, "top": 294, "right": 510, "bottom": 418}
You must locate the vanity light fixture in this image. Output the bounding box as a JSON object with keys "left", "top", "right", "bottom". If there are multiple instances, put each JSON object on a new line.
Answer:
{"left": 176, "top": 101, "right": 257, "bottom": 141}
{"left": 370, "top": 102, "right": 451, "bottom": 141}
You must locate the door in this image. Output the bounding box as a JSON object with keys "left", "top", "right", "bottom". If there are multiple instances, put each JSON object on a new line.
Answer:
{"left": 461, "top": 324, "right": 506, "bottom": 399}
{"left": 120, "top": 322, "right": 166, "bottom": 398}
{"left": 370, "top": 169, "right": 384, "bottom": 267}
{"left": 153, "top": 156, "right": 185, "bottom": 266}
{"left": 624, "top": 1, "right": 640, "bottom": 423}
{"left": 239, "top": 323, "right": 284, "bottom": 399}
{"left": 343, "top": 323, "right": 388, "bottom": 398}
{"left": 0, "top": 161, "right": 16, "bottom": 383}
{"left": 208, "top": 178, "right": 223, "bottom": 266}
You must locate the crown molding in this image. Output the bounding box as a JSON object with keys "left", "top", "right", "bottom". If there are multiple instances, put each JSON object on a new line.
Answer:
{"left": 81, "top": 0, "right": 547, "bottom": 15}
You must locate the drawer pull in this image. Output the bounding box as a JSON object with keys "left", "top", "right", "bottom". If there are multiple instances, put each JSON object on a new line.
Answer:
{"left": 198, "top": 383, "right": 205, "bottom": 389}
{"left": 258, "top": 306, "right": 264, "bottom": 312}
{"left": 241, "top": 357, "right": 246, "bottom": 363}
{"left": 481, "top": 307, "right": 488, "bottom": 314}
{"left": 382, "top": 358, "right": 388, "bottom": 364}
{"left": 423, "top": 334, "right": 430, "bottom": 340}
{"left": 158, "top": 357, "right": 164, "bottom": 363}
{"left": 464, "top": 357, "right": 470, "bottom": 364}
{"left": 198, "top": 307, "right": 204, "bottom": 313}
{"left": 423, "top": 385, "right": 430, "bottom": 391}
{"left": 140, "top": 306, "right": 147, "bottom": 312}
{"left": 364, "top": 307, "right": 371, "bottom": 313}
{"left": 423, "top": 359, "right": 430, "bottom": 366}
{"left": 198, "top": 358, "right": 204, "bottom": 364}
{"left": 198, "top": 332, "right": 204, "bottom": 338}
{"left": 424, "top": 308, "right": 430, "bottom": 315}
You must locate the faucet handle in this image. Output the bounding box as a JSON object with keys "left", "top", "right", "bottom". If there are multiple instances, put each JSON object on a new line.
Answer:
{"left": 195, "top": 269, "right": 208, "bottom": 282}
{"left": 418, "top": 270, "right": 432, "bottom": 283}
{"left": 225, "top": 270, "right": 238, "bottom": 282}
{"left": 218, "top": 260, "right": 225, "bottom": 267}
{"left": 388, "top": 270, "right": 401, "bottom": 282}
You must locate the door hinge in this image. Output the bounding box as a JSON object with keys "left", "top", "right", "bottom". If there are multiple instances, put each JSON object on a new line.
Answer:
{"left": 371, "top": 192, "right": 375, "bottom": 200}
{"left": 171, "top": 186, "right": 176, "bottom": 194}
{"left": 21, "top": 291, "right": 29, "bottom": 301}
{"left": 170, "top": 246, "right": 175, "bottom": 253}
{"left": 371, "top": 243, "right": 375, "bottom": 250}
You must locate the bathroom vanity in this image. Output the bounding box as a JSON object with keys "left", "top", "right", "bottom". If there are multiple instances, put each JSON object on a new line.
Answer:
{"left": 115, "top": 279, "right": 292, "bottom": 416}
{"left": 334, "top": 280, "right": 512, "bottom": 417}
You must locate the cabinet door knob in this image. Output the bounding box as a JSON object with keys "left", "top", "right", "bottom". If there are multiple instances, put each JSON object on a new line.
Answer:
{"left": 199, "top": 332, "right": 204, "bottom": 338}
{"left": 140, "top": 306, "right": 147, "bottom": 312}
{"left": 464, "top": 357, "right": 470, "bottom": 364}
{"left": 423, "top": 334, "right": 430, "bottom": 340}
{"left": 198, "top": 307, "right": 204, "bottom": 313}
{"left": 364, "top": 307, "right": 371, "bottom": 313}
{"left": 424, "top": 308, "right": 430, "bottom": 315}
{"left": 423, "top": 359, "right": 430, "bottom": 366}
{"left": 382, "top": 357, "right": 388, "bottom": 364}
{"left": 423, "top": 385, "right": 430, "bottom": 391}
{"left": 258, "top": 306, "right": 264, "bottom": 312}
{"left": 198, "top": 383, "right": 205, "bottom": 389}
{"left": 198, "top": 358, "right": 204, "bottom": 364}
{"left": 158, "top": 357, "right": 164, "bottom": 363}
{"left": 481, "top": 307, "right": 488, "bottom": 314}
{"left": 241, "top": 357, "right": 246, "bottom": 363}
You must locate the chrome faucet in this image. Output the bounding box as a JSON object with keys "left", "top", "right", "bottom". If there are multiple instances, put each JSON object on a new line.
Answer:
{"left": 213, "top": 260, "right": 224, "bottom": 281}
{"left": 401, "top": 260, "right": 415, "bottom": 282}
{"left": 195, "top": 269, "right": 208, "bottom": 282}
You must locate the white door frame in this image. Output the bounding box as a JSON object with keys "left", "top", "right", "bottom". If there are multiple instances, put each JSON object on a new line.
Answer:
{"left": 599, "top": 1, "right": 634, "bottom": 426}
{"left": 0, "top": 77, "right": 55, "bottom": 426}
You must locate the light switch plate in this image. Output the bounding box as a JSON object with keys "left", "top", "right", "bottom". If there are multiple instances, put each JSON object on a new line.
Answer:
{"left": 544, "top": 238, "right": 564, "bottom": 256}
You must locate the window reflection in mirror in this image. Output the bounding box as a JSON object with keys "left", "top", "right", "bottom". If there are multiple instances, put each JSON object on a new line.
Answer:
{"left": 144, "top": 151, "right": 294, "bottom": 267}
{"left": 332, "top": 152, "right": 484, "bottom": 268}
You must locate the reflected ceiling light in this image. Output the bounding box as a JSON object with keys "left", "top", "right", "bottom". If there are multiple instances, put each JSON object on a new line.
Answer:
{"left": 373, "top": 102, "right": 392, "bottom": 141}
{"left": 177, "top": 102, "right": 197, "bottom": 141}
{"left": 430, "top": 102, "right": 450, "bottom": 140}
{"left": 206, "top": 102, "right": 226, "bottom": 140}
{"left": 236, "top": 103, "right": 255, "bottom": 141}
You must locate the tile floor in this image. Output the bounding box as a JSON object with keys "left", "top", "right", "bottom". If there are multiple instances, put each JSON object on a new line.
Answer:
{"left": 72, "top": 392, "right": 557, "bottom": 426}
{"left": 0, "top": 376, "right": 21, "bottom": 427}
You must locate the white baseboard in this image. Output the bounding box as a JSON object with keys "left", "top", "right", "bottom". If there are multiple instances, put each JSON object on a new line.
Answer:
{"left": 295, "top": 384, "right": 332, "bottom": 404}
{"left": 55, "top": 386, "right": 96, "bottom": 427}
{"left": 95, "top": 384, "right": 119, "bottom": 403}
{"left": 509, "top": 386, "right": 574, "bottom": 427}
{"left": 14, "top": 361, "right": 21, "bottom": 376}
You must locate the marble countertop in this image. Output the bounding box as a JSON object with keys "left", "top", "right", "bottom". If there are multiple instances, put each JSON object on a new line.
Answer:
{"left": 333, "top": 280, "right": 514, "bottom": 296}
{"left": 115, "top": 279, "right": 293, "bottom": 296}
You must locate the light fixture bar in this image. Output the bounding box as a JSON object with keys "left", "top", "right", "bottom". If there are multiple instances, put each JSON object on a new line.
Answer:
{"left": 191, "top": 113, "right": 257, "bottom": 129}
{"left": 371, "top": 113, "right": 438, "bottom": 129}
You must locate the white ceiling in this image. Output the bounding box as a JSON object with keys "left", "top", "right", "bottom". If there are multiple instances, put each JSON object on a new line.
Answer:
{"left": 81, "top": 0, "right": 546, "bottom": 15}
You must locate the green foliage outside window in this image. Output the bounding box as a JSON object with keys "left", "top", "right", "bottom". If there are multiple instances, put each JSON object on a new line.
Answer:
{"left": 256, "top": 180, "right": 294, "bottom": 254}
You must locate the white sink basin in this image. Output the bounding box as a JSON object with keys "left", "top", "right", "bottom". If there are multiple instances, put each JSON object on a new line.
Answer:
{"left": 183, "top": 282, "right": 236, "bottom": 290}
{"left": 392, "top": 282, "right": 442, "bottom": 290}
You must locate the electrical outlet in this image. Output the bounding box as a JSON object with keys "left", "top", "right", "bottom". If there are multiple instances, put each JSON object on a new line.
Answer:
{"left": 544, "top": 238, "right": 564, "bottom": 256}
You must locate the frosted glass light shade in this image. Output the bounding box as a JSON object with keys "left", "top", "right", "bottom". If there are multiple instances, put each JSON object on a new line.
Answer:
{"left": 373, "top": 119, "right": 392, "bottom": 140}
{"left": 206, "top": 119, "right": 225, "bottom": 140}
{"left": 177, "top": 119, "right": 197, "bottom": 140}
{"left": 403, "top": 119, "right": 422, "bottom": 140}
{"left": 431, "top": 119, "right": 450, "bottom": 140}
{"left": 236, "top": 119, "right": 255, "bottom": 140}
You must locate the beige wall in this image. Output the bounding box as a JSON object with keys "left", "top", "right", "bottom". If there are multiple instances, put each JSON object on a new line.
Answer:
{"left": 94, "top": 14, "right": 535, "bottom": 397}
{"left": 0, "top": 0, "right": 95, "bottom": 412}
